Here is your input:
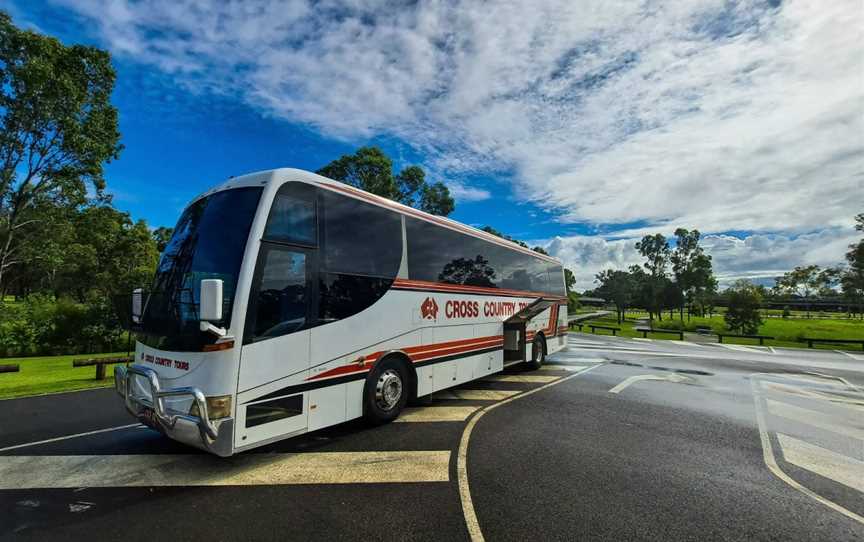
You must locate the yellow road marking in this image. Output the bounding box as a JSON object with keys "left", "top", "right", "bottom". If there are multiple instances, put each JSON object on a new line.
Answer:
{"left": 483, "top": 375, "right": 558, "bottom": 384}
{"left": 395, "top": 406, "right": 480, "bottom": 422}
{"left": 457, "top": 365, "right": 602, "bottom": 542}
{"left": 778, "top": 433, "right": 864, "bottom": 493}
{"left": 766, "top": 399, "right": 864, "bottom": 440}
{"left": 0, "top": 451, "right": 451, "bottom": 489}
{"left": 450, "top": 389, "right": 521, "bottom": 401}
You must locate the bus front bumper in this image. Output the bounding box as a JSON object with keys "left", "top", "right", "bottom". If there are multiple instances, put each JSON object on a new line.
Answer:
{"left": 115, "top": 364, "right": 234, "bottom": 457}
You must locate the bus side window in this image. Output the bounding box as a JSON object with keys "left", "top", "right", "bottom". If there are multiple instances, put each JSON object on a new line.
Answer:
{"left": 248, "top": 247, "right": 309, "bottom": 340}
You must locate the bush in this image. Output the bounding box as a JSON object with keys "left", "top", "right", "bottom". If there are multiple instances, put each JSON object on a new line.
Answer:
{"left": 0, "top": 294, "right": 127, "bottom": 357}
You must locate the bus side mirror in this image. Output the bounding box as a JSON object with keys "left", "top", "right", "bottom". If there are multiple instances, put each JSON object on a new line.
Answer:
{"left": 132, "top": 288, "right": 143, "bottom": 324}
{"left": 199, "top": 279, "right": 224, "bottom": 322}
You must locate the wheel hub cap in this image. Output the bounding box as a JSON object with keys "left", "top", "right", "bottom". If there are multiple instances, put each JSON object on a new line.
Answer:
{"left": 375, "top": 369, "right": 403, "bottom": 411}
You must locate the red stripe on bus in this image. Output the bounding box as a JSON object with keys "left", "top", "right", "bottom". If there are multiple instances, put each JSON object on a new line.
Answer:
{"left": 391, "top": 278, "right": 566, "bottom": 301}
{"left": 307, "top": 335, "right": 504, "bottom": 381}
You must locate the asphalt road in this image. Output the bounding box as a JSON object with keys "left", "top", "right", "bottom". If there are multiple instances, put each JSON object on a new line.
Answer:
{"left": 0, "top": 334, "right": 862, "bottom": 541}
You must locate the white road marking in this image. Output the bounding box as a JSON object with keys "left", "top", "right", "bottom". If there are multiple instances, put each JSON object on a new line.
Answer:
{"left": 766, "top": 399, "right": 864, "bottom": 440}
{"left": 0, "top": 423, "right": 144, "bottom": 453}
{"left": 632, "top": 338, "right": 653, "bottom": 342}
{"left": 777, "top": 433, "right": 864, "bottom": 493}
{"left": 719, "top": 343, "right": 762, "bottom": 353}
{"left": 750, "top": 378, "right": 864, "bottom": 525}
{"left": 608, "top": 373, "right": 690, "bottom": 394}
{"left": 395, "top": 406, "right": 480, "bottom": 422}
{"left": 483, "top": 375, "right": 559, "bottom": 384}
{"left": 457, "top": 364, "right": 602, "bottom": 542}
{"left": 836, "top": 350, "right": 864, "bottom": 361}
{"left": 0, "top": 450, "right": 451, "bottom": 489}
{"left": 769, "top": 347, "right": 777, "bottom": 354}
{"left": 760, "top": 382, "right": 864, "bottom": 408}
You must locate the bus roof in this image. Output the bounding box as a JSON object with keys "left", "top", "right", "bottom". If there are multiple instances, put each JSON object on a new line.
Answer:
{"left": 197, "top": 168, "right": 562, "bottom": 265}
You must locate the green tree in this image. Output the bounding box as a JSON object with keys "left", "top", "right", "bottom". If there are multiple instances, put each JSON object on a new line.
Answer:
{"left": 152, "top": 226, "right": 173, "bottom": 254}
{"left": 317, "top": 146, "right": 454, "bottom": 216}
{"left": 0, "top": 12, "right": 121, "bottom": 295}
{"left": 724, "top": 280, "right": 764, "bottom": 334}
{"left": 841, "top": 213, "right": 864, "bottom": 318}
{"left": 594, "top": 269, "right": 634, "bottom": 324}
{"left": 635, "top": 233, "right": 670, "bottom": 321}
{"left": 671, "top": 228, "right": 716, "bottom": 321}
{"left": 564, "top": 268, "right": 576, "bottom": 293}
{"left": 481, "top": 225, "right": 529, "bottom": 248}
{"left": 774, "top": 265, "right": 824, "bottom": 318}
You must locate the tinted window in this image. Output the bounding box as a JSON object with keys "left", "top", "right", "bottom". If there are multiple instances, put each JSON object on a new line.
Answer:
{"left": 140, "top": 187, "right": 262, "bottom": 351}
{"left": 246, "top": 394, "right": 303, "bottom": 428}
{"left": 318, "top": 273, "right": 393, "bottom": 322}
{"left": 263, "top": 184, "right": 316, "bottom": 245}
{"left": 406, "top": 217, "right": 562, "bottom": 296}
{"left": 248, "top": 248, "right": 308, "bottom": 340}
{"left": 321, "top": 191, "right": 401, "bottom": 278}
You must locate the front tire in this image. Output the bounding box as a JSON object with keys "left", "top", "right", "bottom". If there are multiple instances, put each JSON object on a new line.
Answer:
{"left": 363, "top": 357, "right": 409, "bottom": 424}
{"left": 525, "top": 336, "right": 546, "bottom": 370}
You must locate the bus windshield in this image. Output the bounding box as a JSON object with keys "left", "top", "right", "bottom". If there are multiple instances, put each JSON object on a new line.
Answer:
{"left": 139, "top": 187, "right": 262, "bottom": 351}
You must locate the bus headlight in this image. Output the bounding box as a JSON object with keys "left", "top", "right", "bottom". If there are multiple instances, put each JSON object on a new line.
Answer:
{"left": 190, "top": 395, "right": 232, "bottom": 420}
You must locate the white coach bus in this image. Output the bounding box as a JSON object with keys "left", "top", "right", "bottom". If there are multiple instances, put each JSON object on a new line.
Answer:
{"left": 116, "top": 168, "right": 568, "bottom": 456}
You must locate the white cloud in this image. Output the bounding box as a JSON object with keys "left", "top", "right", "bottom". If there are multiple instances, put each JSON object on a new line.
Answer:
{"left": 542, "top": 227, "right": 859, "bottom": 291}
{"left": 52, "top": 1, "right": 863, "bottom": 233}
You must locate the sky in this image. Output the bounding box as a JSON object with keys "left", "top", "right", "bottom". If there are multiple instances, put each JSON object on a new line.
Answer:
{"left": 4, "top": 0, "right": 862, "bottom": 291}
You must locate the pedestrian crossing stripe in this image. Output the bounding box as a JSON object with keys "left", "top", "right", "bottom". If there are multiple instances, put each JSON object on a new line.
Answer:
{"left": 778, "top": 433, "right": 864, "bottom": 493}
{"left": 0, "top": 451, "right": 452, "bottom": 489}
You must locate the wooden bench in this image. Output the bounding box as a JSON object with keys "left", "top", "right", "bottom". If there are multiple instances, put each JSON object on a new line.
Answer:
{"left": 717, "top": 334, "right": 774, "bottom": 346}
{"left": 73, "top": 356, "right": 132, "bottom": 380}
{"left": 588, "top": 325, "right": 619, "bottom": 336}
{"left": 803, "top": 338, "right": 864, "bottom": 350}
{"left": 0, "top": 364, "right": 20, "bottom": 374}
{"left": 635, "top": 327, "right": 683, "bottom": 340}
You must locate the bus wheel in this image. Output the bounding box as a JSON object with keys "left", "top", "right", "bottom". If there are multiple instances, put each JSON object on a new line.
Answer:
{"left": 525, "top": 336, "right": 545, "bottom": 370}
{"left": 363, "top": 358, "right": 409, "bottom": 424}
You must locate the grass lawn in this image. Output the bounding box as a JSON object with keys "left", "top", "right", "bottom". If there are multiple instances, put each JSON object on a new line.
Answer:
{"left": 572, "top": 313, "right": 864, "bottom": 351}
{"left": 0, "top": 352, "right": 129, "bottom": 400}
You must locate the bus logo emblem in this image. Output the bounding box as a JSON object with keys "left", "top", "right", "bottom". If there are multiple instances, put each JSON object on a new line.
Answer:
{"left": 421, "top": 297, "right": 439, "bottom": 320}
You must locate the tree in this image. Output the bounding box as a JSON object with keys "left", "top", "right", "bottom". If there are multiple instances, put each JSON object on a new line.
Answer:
{"left": 774, "top": 265, "right": 825, "bottom": 318}
{"left": 564, "top": 268, "right": 576, "bottom": 293}
{"left": 635, "top": 234, "right": 670, "bottom": 321}
{"left": 481, "top": 225, "right": 529, "bottom": 248}
{"left": 595, "top": 269, "right": 634, "bottom": 324}
{"left": 316, "top": 147, "right": 454, "bottom": 216}
{"left": 671, "top": 228, "right": 716, "bottom": 321}
{"left": 438, "top": 255, "right": 496, "bottom": 287}
{"left": 724, "top": 280, "right": 764, "bottom": 334}
{"left": 0, "top": 12, "right": 121, "bottom": 295}
{"left": 152, "top": 226, "right": 173, "bottom": 254}
{"left": 841, "top": 213, "right": 864, "bottom": 318}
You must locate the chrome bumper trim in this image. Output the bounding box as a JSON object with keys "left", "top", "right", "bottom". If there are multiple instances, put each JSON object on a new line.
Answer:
{"left": 115, "top": 364, "right": 233, "bottom": 456}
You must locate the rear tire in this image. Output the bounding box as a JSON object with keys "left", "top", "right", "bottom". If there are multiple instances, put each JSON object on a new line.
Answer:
{"left": 525, "top": 336, "right": 546, "bottom": 370}
{"left": 363, "top": 357, "right": 409, "bottom": 424}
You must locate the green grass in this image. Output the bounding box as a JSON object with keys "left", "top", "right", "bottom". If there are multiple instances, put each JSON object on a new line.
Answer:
{"left": 571, "top": 312, "right": 864, "bottom": 351}
{"left": 0, "top": 352, "right": 129, "bottom": 400}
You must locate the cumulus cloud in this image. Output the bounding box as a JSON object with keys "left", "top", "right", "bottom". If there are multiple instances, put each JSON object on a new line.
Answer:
{"left": 44, "top": 0, "right": 862, "bottom": 289}
{"left": 541, "top": 227, "right": 860, "bottom": 291}
{"left": 51, "top": 0, "right": 862, "bottom": 231}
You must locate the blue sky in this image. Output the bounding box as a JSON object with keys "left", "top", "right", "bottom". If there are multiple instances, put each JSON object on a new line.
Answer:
{"left": 5, "top": 1, "right": 861, "bottom": 289}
